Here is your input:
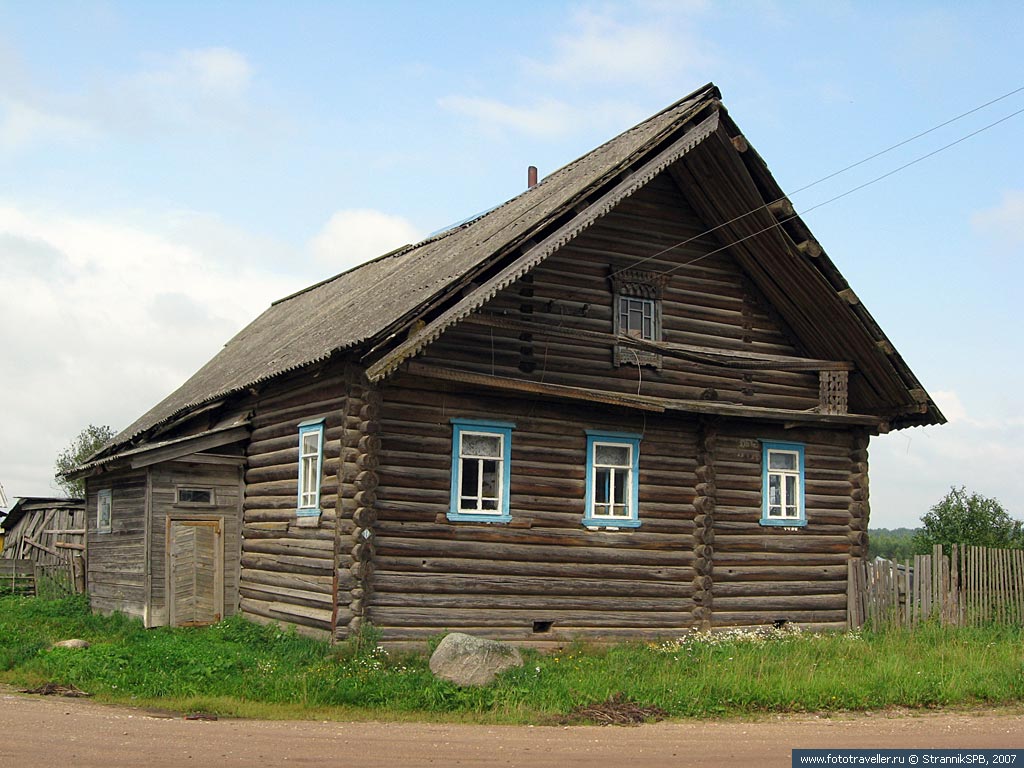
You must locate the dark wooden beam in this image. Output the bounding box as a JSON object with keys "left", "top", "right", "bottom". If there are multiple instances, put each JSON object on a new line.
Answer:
{"left": 463, "top": 314, "right": 854, "bottom": 372}
{"left": 404, "top": 362, "right": 882, "bottom": 427}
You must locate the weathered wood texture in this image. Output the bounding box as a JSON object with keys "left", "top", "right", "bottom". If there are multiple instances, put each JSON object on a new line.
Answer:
{"left": 148, "top": 461, "right": 242, "bottom": 627}
{"left": 240, "top": 366, "right": 348, "bottom": 637}
{"left": 369, "top": 378, "right": 700, "bottom": 642}
{"left": 87, "top": 471, "right": 148, "bottom": 621}
{"left": 711, "top": 424, "right": 855, "bottom": 630}
{"left": 335, "top": 378, "right": 381, "bottom": 639}
{"left": 0, "top": 500, "right": 86, "bottom": 574}
{"left": 417, "top": 174, "right": 822, "bottom": 413}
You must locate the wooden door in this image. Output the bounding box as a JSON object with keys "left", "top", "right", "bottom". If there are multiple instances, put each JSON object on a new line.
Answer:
{"left": 168, "top": 520, "right": 223, "bottom": 626}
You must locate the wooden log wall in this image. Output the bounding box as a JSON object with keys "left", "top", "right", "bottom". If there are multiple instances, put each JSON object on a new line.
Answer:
{"left": 848, "top": 431, "right": 870, "bottom": 559}
{"left": 712, "top": 425, "right": 856, "bottom": 631}
{"left": 692, "top": 420, "right": 717, "bottom": 629}
{"left": 371, "top": 375, "right": 700, "bottom": 643}
{"left": 87, "top": 471, "right": 148, "bottom": 621}
{"left": 418, "top": 173, "right": 821, "bottom": 412}
{"left": 148, "top": 461, "right": 242, "bottom": 627}
{"left": 239, "top": 365, "right": 348, "bottom": 638}
{"left": 336, "top": 377, "right": 382, "bottom": 639}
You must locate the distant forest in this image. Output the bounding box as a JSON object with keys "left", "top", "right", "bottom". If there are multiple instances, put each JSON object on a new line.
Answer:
{"left": 867, "top": 528, "right": 920, "bottom": 560}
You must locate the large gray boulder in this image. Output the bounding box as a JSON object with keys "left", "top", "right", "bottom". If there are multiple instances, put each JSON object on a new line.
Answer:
{"left": 428, "top": 632, "right": 523, "bottom": 686}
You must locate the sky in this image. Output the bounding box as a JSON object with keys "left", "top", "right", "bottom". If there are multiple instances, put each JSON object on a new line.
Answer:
{"left": 1, "top": 1, "right": 1022, "bottom": 528}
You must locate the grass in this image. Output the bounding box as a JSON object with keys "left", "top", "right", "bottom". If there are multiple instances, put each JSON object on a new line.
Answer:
{"left": 0, "top": 594, "right": 1022, "bottom": 723}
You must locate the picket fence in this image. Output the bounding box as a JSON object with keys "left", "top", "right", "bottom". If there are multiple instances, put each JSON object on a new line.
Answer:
{"left": 848, "top": 544, "right": 1024, "bottom": 629}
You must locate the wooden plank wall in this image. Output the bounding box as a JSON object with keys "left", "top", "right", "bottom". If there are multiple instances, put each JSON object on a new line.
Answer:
{"left": 239, "top": 366, "right": 348, "bottom": 638}
{"left": 148, "top": 461, "right": 242, "bottom": 626}
{"left": 712, "top": 425, "right": 857, "bottom": 631}
{"left": 1, "top": 501, "right": 85, "bottom": 567}
{"left": 87, "top": 471, "right": 148, "bottom": 620}
{"left": 369, "top": 376, "right": 701, "bottom": 643}
{"left": 418, "top": 173, "right": 820, "bottom": 411}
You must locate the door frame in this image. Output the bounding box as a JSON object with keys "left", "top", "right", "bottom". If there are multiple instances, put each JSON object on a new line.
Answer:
{"left": 166, "top": 516, "right": 225, "bottom": 627}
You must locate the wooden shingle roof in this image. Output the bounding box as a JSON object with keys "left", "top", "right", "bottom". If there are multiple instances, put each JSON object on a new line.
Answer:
{"left": 98, "top": 82, "right": 941, "bottom": 463}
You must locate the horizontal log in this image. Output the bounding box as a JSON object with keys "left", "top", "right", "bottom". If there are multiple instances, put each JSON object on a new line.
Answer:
{"left": 374, "top": 558, "right": 695, "bottom": 581}
{"left": 373, "top": 572, "right": 695, "bottom": 598}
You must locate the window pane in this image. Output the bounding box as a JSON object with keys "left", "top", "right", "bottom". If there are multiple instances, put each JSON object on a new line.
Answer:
{"left": 768, "top": 505, "right": 783, "bottom": 517}
{"left": 769, "top": 474, "right": 782, "bottom": 506}
{"left": 785, "top": 474, "right": 797, "bottom": 508}
{"left": 302, "top": 432, "right": 320, "bottom": 456}
{"left": 462, "top": 433, "right": 501, "bottom": 458}
{"left": 612, "top": 469, "right": 626, "bottom": 505}
{"left": 178, "top": 488, "right": 213, "bottom": 504}
{"left": 595, "top": 467, "right": 611, "bottom": 504}
{"left": 595, "top": 444, "right": 629, "bottom": 466}
{"left": 461, "top": 457, "right": 479, "bottom": 497}
{"left": 769, "top": 451, "right": 797, "bottom": 471}
{"left": 480, "top": 459, "right": 499, "bottom": 497}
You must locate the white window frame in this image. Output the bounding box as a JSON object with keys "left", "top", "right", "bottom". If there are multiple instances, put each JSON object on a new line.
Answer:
{"left": 760, "top": 441, "right": 806, "bottom": 527}
{"left": 583, "top": 431, "right": 642, "bottom": 529}
{"left": 297, "top": 418, "right": 325, "bottom": 517}
{"left": 96, "top": 488, "right": 112, "bottom": 534}
{"left": 448, "top": 418, "right": 514, "bottom": 523}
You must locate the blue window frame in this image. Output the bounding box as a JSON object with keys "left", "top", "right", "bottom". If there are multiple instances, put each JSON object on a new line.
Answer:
{"left": 449, "top": 418, "right": 514, "bottom": 523}
{"left": 584, "top": 431, "right": 641, "bottom": 529}
{"left": 297, "top": 418, "right": 325, "bottom": 516}
{"left": 760, "top": 441, "right": 807, "bottom": 527}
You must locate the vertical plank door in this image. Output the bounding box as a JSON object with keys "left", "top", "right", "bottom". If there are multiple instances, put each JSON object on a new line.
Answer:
{"left": 168, "top": 520, "right": 223, "bottom": 626}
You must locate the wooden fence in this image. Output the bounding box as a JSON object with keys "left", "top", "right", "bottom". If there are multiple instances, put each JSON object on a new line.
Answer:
{"left": 848, "top": 544, "right": 1024, "bottom": 629}
{"left": 0, "top": 559, "right": 37, "bottom": 596}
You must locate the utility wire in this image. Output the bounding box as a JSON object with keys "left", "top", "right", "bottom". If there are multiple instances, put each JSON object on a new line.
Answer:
{"left": 656, "top": 102, "right": 1024, "bottom": 278}
{"left": 611, "top": 84, "right": 1024, "bottom": 277}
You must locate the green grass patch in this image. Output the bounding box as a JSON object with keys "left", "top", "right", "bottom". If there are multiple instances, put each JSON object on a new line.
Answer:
{"left": 1, "top": 595, "right": 1022, "bottom": 722}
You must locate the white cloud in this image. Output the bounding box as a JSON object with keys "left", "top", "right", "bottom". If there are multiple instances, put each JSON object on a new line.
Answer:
{"left": 526, "top": 7, "right": 711, "bottom": 86}
{"left": 105, "top": 46, "right": 253, "bottom": 131}
{"left": 0, "top": 203, "right": 300, "bottom": 498}
{"left": 870, "top": 390, "right": 1024, "bottom": 528}
{"left": 311, "top": 209, "right": 423, "bottom": 272}
{"left": 0, "top": 97, "right": 95, "bottom": 152}
{"left": 971, "top": 190, "right": 1024, "bottom": 247}
{"left": 438, "top": 96, "right": 576, "bottom": 138}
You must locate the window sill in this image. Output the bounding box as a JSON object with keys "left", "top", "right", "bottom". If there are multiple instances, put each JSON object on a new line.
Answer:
{"left": 759, "top": 518, "right": 807, "bottom": 528}
{"left": 296, "top": 508, "right": 321, "bottom": 518}
{"left": 583, "top": 517, "right": 641, "bottom": 530}
{"left": 447, "top": 512, "right": 512, "bottom": 524}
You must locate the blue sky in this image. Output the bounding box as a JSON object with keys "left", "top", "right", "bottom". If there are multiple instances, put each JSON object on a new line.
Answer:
{"left": 1, "top": 1, "right": 1022, "bottom": 527}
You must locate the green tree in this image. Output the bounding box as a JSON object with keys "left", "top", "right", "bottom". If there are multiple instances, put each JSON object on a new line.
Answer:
{"left": 914, "top": 486, "right": 1023, "bottom": 554}
{"left": 868, "top": 527, "right": 919, "bottom": 560}
{"left": 54, "top": 424, "right": 116, "bottom": 498}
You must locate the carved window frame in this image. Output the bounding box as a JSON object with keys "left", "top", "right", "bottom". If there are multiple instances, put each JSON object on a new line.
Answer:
{"left": 609, "top": 267, "right": 669, "bottom": 369}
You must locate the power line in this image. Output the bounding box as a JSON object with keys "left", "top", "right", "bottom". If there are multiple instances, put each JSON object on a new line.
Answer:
{"left": 611, "top": 84, "right": 1024, "bottom": 277}
{"left": 657, "top": 102, "right": 1024, "bottom": 278}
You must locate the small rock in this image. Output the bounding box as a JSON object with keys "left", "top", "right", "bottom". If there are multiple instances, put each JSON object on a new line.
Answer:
{"left": 429, "top": 632, "right": 523, "bottom": 687}
{"left": 52, "top": 639, "right": 90, "bottom": 650}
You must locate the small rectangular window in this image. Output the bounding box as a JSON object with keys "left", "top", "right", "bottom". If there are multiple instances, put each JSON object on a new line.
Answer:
{"left": 175, "top": 487, "right": 215, "bottom": 505}
{"left": 618, "top": 296, "right": 656, "bottom": 340}
{"left": 449, "top": 419, "right": 514, "bottom": 523}
{"left": 97, "top": 488, "right": 112, "bottom": 533}
{"left": 761, "top": 441, "right": 806, "bottom": 527}
{"left": 584, "top": 431, "right": 641, "bottom": 529}
{"left": 297, "top": 419, "right": 325, "bottom": 516}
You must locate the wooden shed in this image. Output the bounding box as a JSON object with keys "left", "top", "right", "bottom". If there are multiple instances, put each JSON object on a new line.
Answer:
{"left": 1, "top": 497, "right": 87, "bottom": 590}
{"left": 72, "top": 84, "right": 943, "bottom": 641}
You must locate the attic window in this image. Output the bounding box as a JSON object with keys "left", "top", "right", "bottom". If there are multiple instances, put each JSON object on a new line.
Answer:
{"left": 609, "top": 267, "right": 668, "bottom": 368}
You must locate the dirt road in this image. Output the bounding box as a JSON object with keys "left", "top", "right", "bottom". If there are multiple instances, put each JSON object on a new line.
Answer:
{"left": 1, "top": 689, "right": 1020, "bottom": 767}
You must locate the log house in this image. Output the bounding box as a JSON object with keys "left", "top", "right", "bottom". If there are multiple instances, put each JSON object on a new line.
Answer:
{"left": 70, "top": 84, "right": 943, "bottom": 642}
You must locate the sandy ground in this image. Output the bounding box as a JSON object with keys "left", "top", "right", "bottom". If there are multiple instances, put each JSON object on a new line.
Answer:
{"left": 1, "top": 689, "right": 1021, "bottom": 768}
